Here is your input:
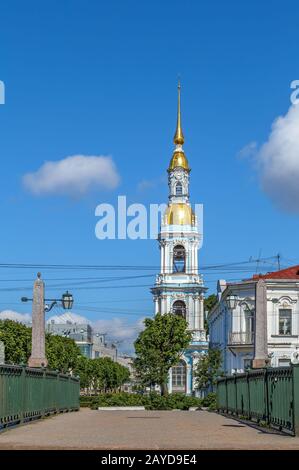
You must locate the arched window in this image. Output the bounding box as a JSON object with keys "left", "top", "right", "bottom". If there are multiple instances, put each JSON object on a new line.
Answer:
{"left": 176, "top": 182, "right": 183, "bottom": 196}
{"left": 173, "top": 245, "right": 185, "bottom": 272}
{"left": 172, "top": 300, "right": 186, "bottom": 318}
{"left": 172, "top": 360, "right": 186, "bottom": 392}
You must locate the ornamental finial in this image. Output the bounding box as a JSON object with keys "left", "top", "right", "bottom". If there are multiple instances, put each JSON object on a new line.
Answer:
{"left": 173, "top": 79, "right": 184, "bottom": 146}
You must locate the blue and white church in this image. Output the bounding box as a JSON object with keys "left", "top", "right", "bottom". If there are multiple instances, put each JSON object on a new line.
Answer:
{"left": 151, "top": 83, "right": 208, "bottom": 395}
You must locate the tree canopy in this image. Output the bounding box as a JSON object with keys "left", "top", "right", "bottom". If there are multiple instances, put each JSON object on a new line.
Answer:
{"left": 0, "top": 319, "right": 31, "bottom": 364}
{"left": 0, "top": 319, "right": 81, "bottom": 372}
{"left": 134, "top": 313, "right": 191, "bottom": 396}
{"left": 194, "top": 347, "right": 223, "bottom": 391}
{"left": 204, "top": 294, "right": 218, "bottom": 333}
{"left": 0, "top": 319, "right": 130, "bottom": 393}
{"left": 73, "top": 356, "right": 130, "bottom": 393}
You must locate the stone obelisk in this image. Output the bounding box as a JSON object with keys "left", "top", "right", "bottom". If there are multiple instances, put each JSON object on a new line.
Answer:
{"left": 28, "top": 273, "right": 48, "bottom": 368}
{"left": 252, "top": 279, "right": 268, "bottom": 369}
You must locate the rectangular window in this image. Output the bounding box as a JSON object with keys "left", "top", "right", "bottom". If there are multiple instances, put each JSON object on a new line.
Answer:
{"left": 278, "top": 358, "right": 290, "bottom": 367}
{"left": 279, "top": 309, "right": 292, "bottom": 335}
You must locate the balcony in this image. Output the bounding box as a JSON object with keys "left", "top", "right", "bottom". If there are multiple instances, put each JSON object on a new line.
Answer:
{"left": 228, "top": 331, "right": 254, "bottom": 346}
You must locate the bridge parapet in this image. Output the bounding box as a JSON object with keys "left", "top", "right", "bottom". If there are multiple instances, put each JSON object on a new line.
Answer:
{"left": 0, "top": 364, "right": 80, "bottom": 430}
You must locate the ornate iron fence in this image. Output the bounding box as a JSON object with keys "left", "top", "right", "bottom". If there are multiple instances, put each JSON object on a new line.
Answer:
{"left": 217, "top": 365, "right": 299, "bottom": 435}
{"left": 0, "top": 364, "right": 80, "bottom": 430}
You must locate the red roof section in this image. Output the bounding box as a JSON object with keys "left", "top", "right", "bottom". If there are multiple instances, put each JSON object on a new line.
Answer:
{"left": 252, "top": 265, "right": 299, "bottom": 280}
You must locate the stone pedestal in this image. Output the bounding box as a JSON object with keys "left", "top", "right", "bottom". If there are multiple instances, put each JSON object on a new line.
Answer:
{"left": 28, "top": 273, "right": 48, "bottom": 368}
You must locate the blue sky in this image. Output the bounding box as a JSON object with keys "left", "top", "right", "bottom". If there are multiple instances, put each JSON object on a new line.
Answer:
{"left": 0, "top": 1, "right": 299, "bottom": 351}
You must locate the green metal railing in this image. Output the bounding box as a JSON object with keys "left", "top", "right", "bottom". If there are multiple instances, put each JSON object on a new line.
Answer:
{"left": 0, "top": 364, "right": 80, "bottom": 430}
{"left": 217, "top": 365, "right": 299, "bottom": 435}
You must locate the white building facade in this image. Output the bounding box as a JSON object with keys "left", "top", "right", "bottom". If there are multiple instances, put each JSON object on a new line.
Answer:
{"left": 151, "top": 83, "right": 208, "bottom": 395}
{"left": 208, "top": 265, "right": 299, "bottom": 374}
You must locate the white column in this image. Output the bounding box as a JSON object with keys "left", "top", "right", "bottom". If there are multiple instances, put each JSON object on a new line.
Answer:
{"left": 168, "top": 245, "right": 173, "bottom": 274}
{"left": 165, "top": 244, "right": 169, "bottom": 273}
{"left": 188, "top": 243, "right": 192, "bottom": 273}
{"left": 194, "top": 243, "right": 198, "bottom": 274}
{"left": 165, "top": 295, "right": 169, "bottom": 314}
{"left": 199, "top": 296, "right": 204, "bottom": 330}
{"left": 161, "top": 295, "right": 168, "bottom": 314}
{"left": 194, "top": 296, "right": 200, "bottom": 330}
{"left": 168, "top": 368, "right": 172, "bottom": 393}
{"left": 186, "top": 364, "right": 192, "bottom": 395}
{"left": 154, "top": 296, "right": 159, "bottom": 314}
{"left": 185, "top": 248, "right": 190, "bottom": 274}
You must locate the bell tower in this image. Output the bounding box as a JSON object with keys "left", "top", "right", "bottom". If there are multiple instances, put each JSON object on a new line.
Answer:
{"left": 151, "top": 82, "right": 208, "bottom": 395}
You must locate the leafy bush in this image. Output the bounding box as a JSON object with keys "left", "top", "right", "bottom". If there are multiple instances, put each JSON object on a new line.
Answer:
{"left": 201, "top": 392, "right": 216, "bottom": 410}
{"left": 96, "top": 392, "right": 145, "bottom": 408}
{"left": 81, "top": 392, "right": 202, "bottom": 410}
{"left": 145, "top": 393, "right": 201, "bottom": 410}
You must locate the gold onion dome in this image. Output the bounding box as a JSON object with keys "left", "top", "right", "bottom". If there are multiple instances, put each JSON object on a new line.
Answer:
{"left": 164, "top": 203, "right": 196, "bottom": 226}
{"left": 168, "top": 81, "right": 190, "bottom": 171}
{"left": 169, "top": 151, "right": 189, "bottom": 171}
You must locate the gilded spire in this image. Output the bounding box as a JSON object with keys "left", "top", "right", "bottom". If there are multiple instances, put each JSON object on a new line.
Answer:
{"left": 173, "top": 80, "right": 184, "bottom": 145}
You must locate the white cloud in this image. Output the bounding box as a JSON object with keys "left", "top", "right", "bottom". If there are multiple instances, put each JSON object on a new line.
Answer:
{"left": 47, "top": 312, "right": 144, "bottom": 354}
{"left": 246, "top": 104, "right": 299, "bottom": 213}
{"left": 0, "top": 310, "right": 31, "bottom": 323}
{"left": 23, "top": 155, "right": 120, "bottom": 197}
{"left": 237, "top": 141, "right": 257, "bottom": 160}
{"left": 92, "top": 317, "right": 145, "bottom": 354}
{"left": 0, "top": 308, "right": 144, "bottom": 354}
{"left": 47, "top": 312, "right": 89, "bottom": 325}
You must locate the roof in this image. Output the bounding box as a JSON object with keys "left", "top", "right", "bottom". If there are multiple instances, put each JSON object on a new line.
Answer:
{"left": 252, "top": 265, "right": 299, "bottom": 280}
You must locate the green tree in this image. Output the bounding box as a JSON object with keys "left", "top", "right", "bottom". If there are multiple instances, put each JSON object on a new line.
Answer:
{"left": 0, "top": 320, "right": 31, "bottom": 364}
{"left": 73, "top": 355, "right": 93, "bottom": 390}
{"left": 0, "top": 319, "right": 81, "bottom": 373}
{"left": 134, "top": 313, "right": 191, "bottom": 396}
{"left": 114, "top": 361, "right": 130, "bottom": 390}
{"left": 195, "top": 347, "right": 223, "bottom": 392}
{"left": 73, "top": 356, "right": 130, "bottom": 394}
{"left": 204, "top": 294, "right": 218, "bottom": 333}
{"left": 46, "top": 333, "right": 81, "bottom": 373}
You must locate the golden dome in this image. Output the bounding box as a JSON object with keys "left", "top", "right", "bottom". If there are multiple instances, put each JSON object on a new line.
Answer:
{"left": 164, "top": 203, "right": 196, "bottom": 226}
{"left": 168, "top": 151, "right": 189, "bottom": 171}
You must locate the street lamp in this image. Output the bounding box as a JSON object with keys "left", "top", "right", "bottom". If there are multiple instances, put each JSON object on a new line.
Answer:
{"left": 61, "top": 291, "right": 74, "bottom": 310}
{"left": 21, "top": 287, "right": 74, "bottom": 313}
{"left": 225, "top": 293, "right": 238, "bottom": 310}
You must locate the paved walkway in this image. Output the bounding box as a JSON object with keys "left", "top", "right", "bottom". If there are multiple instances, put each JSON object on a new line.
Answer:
{"left": 1, "top": 409, "right": 299, "bottom": 450}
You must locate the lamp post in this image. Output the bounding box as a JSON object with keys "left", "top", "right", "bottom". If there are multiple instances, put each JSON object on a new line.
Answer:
{"left": 21, "top": 273, "right": 74, "bottom": 368}
{"left": 22, "top": 289, "right": 74, "bottom": 313}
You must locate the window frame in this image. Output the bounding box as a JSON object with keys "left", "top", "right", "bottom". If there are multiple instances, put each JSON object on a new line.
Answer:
{"left": 172, "top": 300, "right": 187, "bottom": 319}
{"left": 278, "top": 308, "right": 292, "bottom": 336}
{"left": 173, "top": 244, "right": 186, "bottom": 273}
{"left": 175, "top": 182, "right": 183, "bottom": 196}
{"left": 171, "top": 360, "right": 187, "bottom": 392}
